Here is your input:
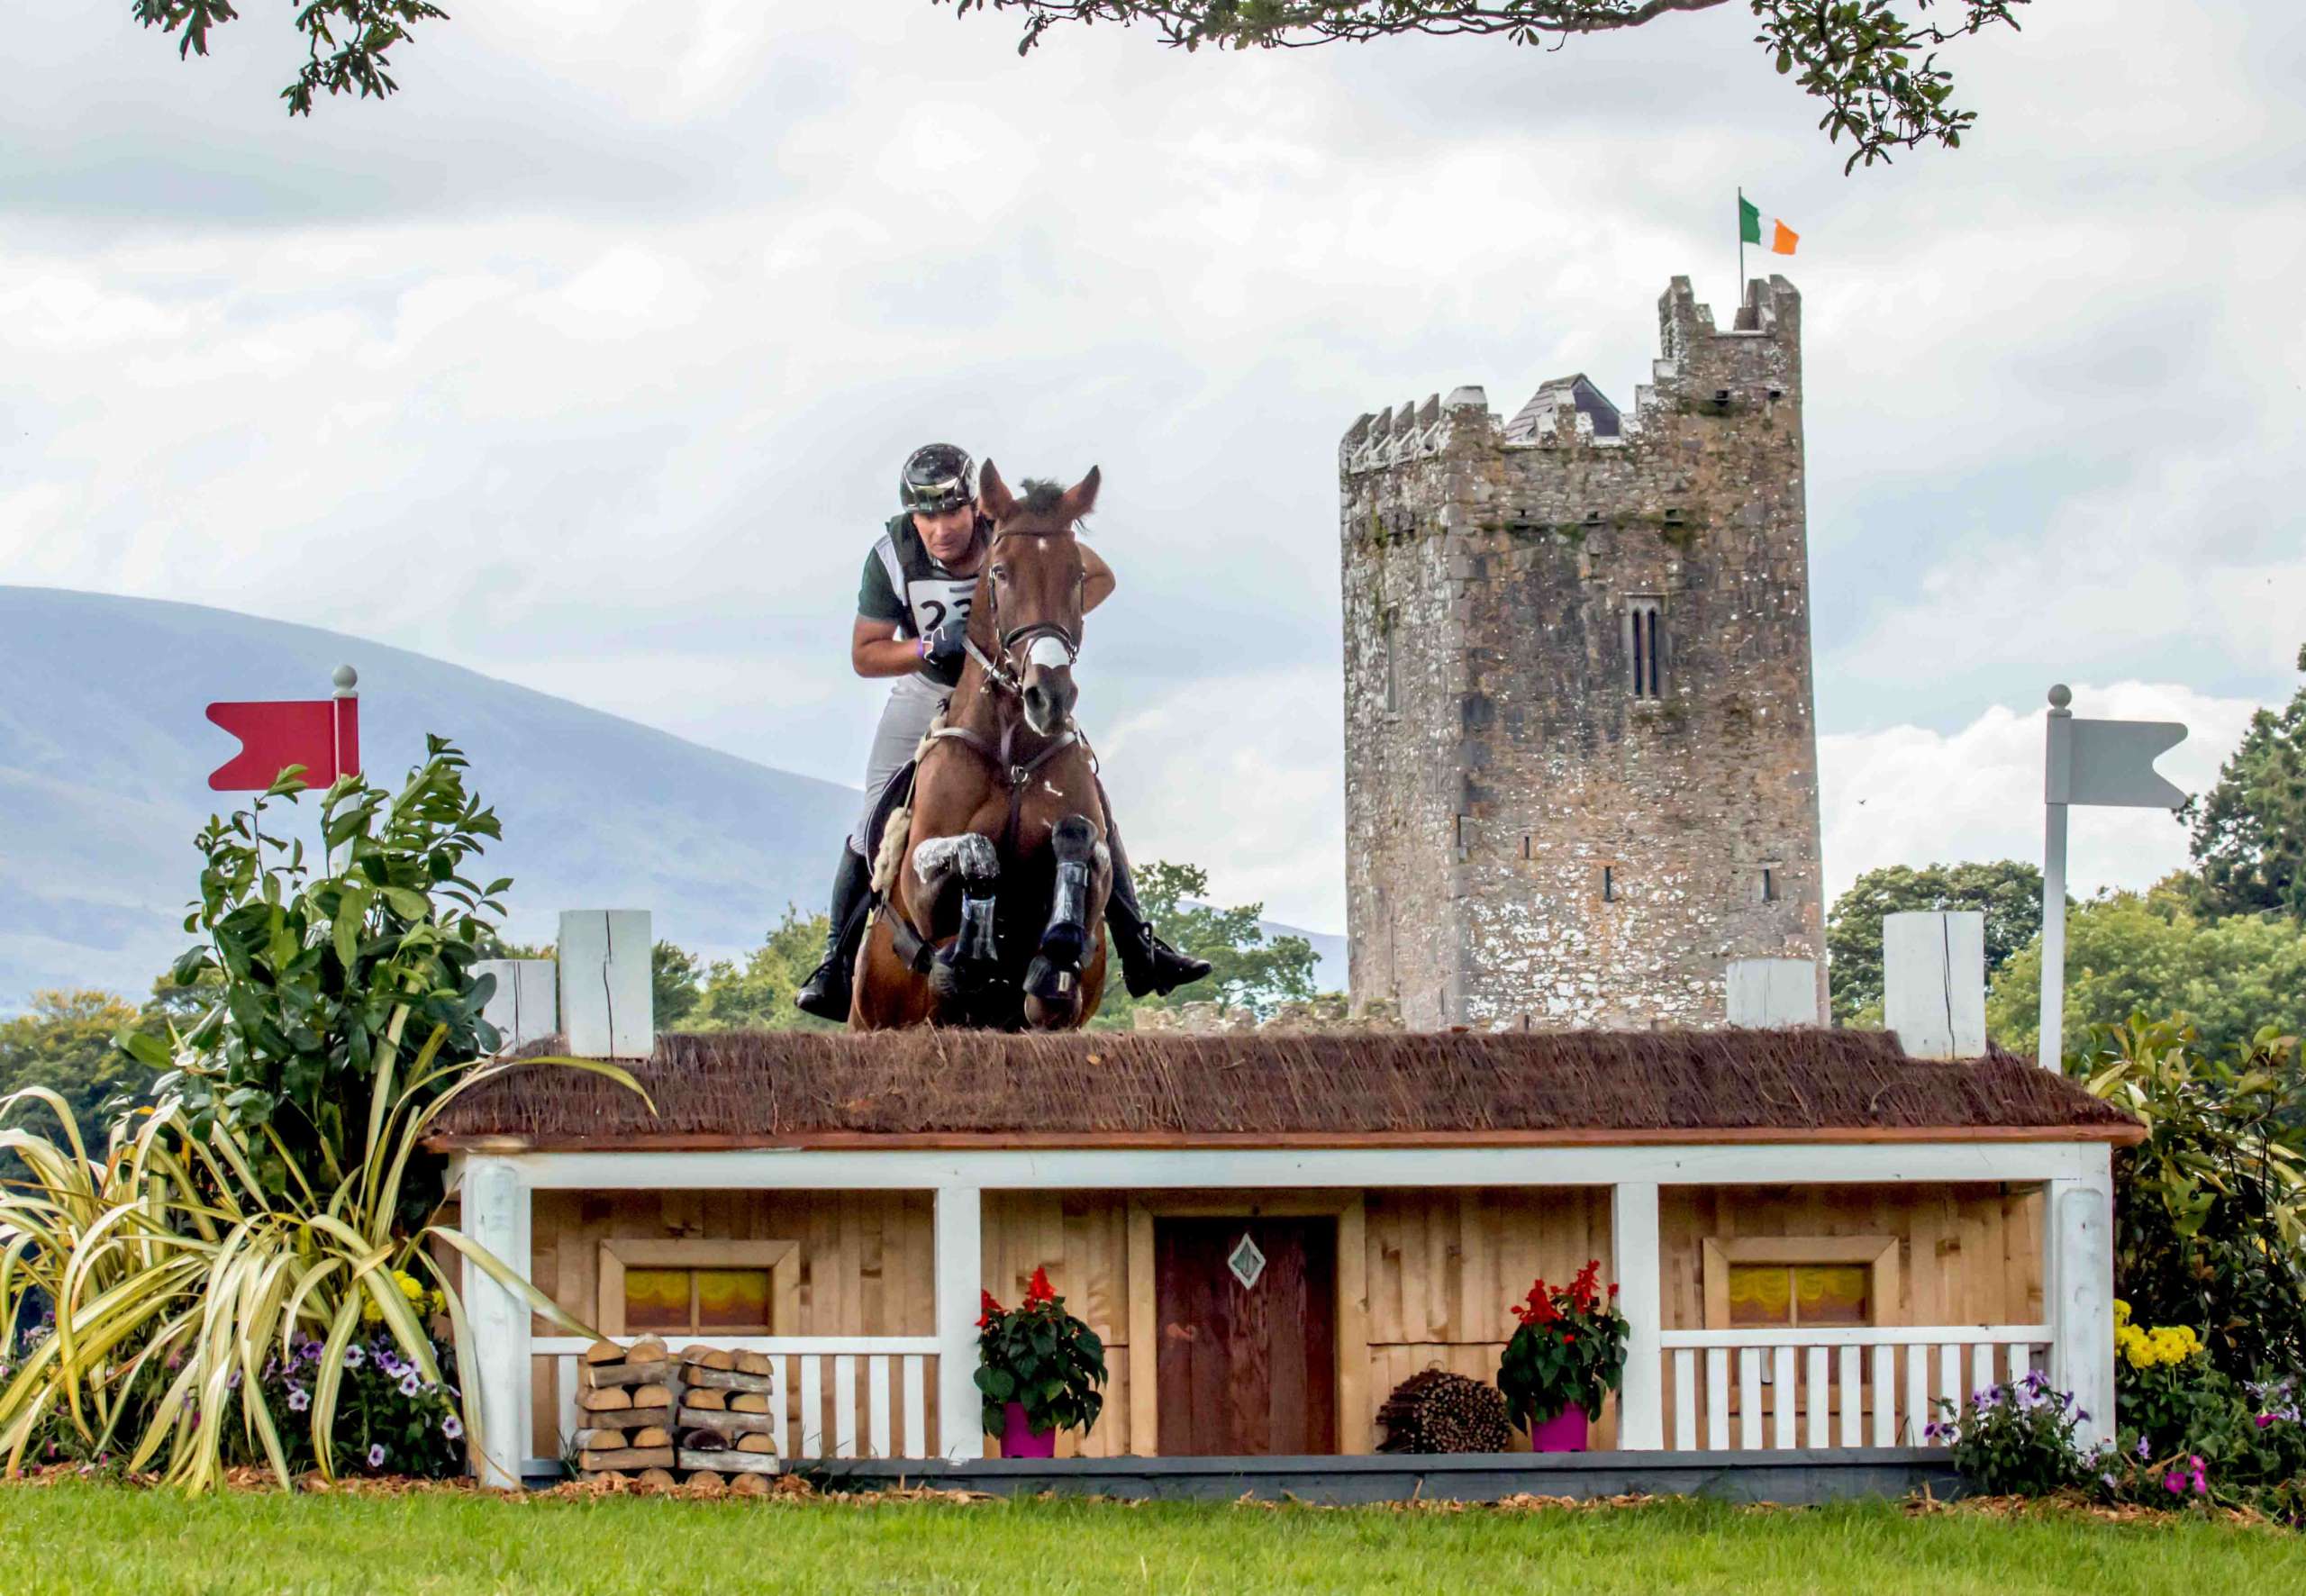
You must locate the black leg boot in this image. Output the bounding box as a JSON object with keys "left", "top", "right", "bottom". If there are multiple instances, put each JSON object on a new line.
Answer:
{"left": 794, "top": 846, "right": 873, "bottom": 1021}
{"left": 1103, "top": 816, "right": 1212, "bottom": 1000}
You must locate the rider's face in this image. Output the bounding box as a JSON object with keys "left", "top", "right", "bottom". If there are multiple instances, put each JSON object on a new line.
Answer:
{"left": 913, "top": 503, "right": 980, "bottom": 567}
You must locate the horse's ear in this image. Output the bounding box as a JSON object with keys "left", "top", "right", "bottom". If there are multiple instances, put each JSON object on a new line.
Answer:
{"left": 977, "top": 458, "right": 1015, "bottom": 521}
{"left": 1060, "top": 466, "right": 1101, "bottom": 524}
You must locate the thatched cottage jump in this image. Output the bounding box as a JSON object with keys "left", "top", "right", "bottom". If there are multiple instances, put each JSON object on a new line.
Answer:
{"left": 430, "top": 1005, "right": 2138, "bottom": 1494}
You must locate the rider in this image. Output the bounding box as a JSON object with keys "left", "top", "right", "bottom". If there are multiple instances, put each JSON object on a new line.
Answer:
{"left": 794, "top": 442, "right": 1212, "bottom": 1020}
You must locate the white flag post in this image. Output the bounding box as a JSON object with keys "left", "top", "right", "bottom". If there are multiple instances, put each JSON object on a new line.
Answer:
{"left": 2038, "top": 685, "right": 2188, "bottom": 1069}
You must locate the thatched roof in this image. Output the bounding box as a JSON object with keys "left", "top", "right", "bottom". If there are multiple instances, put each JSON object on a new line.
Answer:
{"left": 425, "top": 1029, "right": 2142, "bottom": 1151}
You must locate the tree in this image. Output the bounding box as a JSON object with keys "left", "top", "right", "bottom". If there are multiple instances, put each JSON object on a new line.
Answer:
{"left": 1089, "top": 860, "right": 1320, "bottom": 1030}
{"left": 941, "top": 0, "right": 2028, "bottom": 170}
{"left": 2183, "top": 646, "right": 2306, "bottom": 923}
{"left": 1824, "top": 859, "right": 2041, "bottom": 1023}
{"left": 0, "top": 991, "right": 155, "bottom": 1147}
{"left": 1985, "top": 893, "right": 2306, "bottom": 1063}
{"left": 690, "top": 909, "right": 844, "bottom": 1033}
{"left": 132, "top": 0, "right": 2029, "bottom": 170}
{"left": 652, "top": 940, "right": 705, "bottom": 1029}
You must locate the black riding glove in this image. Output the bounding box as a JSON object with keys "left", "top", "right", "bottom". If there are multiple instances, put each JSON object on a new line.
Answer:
{"left": 920, "top": 615, "right": 969, "bottom": 666}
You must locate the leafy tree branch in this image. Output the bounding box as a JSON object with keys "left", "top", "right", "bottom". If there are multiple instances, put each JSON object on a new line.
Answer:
{"left": 940, "top": 0, "right": 2029, "bottom": 169}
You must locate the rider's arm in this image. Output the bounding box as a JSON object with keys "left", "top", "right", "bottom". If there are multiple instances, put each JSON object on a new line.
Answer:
{"left": 851, "top": 617, "right": 925, "bottom": 679}
{"left": 1080, "top": 543, "right": 1115, "bottom": 614}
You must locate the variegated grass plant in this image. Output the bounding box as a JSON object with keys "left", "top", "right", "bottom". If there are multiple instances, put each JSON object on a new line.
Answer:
{"left": 0, "top": 1029, "right": 638, "bottom": 1490}
{"left": 0, "top": 738, "right": 648, "bottom": 1491}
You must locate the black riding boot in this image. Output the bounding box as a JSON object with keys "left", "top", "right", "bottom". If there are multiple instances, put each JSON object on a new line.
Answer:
{"left": 1103, "top": 819, "right": 1212, "bottom": 1000}
{"left": 794, "top": 846, "right": 873, "bottom": 1022}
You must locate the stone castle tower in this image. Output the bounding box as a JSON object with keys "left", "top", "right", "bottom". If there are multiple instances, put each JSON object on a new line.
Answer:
{"left": 1339, "top": 276, "right": 1825, "bottom": 1029}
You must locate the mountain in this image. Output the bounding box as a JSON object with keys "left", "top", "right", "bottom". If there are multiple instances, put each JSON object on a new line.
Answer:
{"left": 0, "top": 587, "right": 1341, "bottom": 1008}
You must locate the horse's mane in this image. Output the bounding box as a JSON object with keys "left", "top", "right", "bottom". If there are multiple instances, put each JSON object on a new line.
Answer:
{"left": 1013, "top": 479, "right": 1082, "bottom": 529}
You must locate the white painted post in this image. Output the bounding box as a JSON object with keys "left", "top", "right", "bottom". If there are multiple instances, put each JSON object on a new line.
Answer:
{"left": 2047, "top": 1156, "right": 2116, "bottom": 1452}
{"left": 934, "top": 1185, "right": 985, "bottom": 1462}
{"left": 476, "top": 958, "right": 558, "bottom": 1051}
{"left": 1725, "top": 958, "right": 1821, "bottom": 1026}
{"left": 2041, "top": 688, "right": 2074, "bottom": 1070}
{"left": 2040, "top": 685, "right": 2189, "bottom": 1070}
{"left": 1882, "top": 911, "right": 1986, "bottom": 1058}
{"left": 557, "top": 910, "right": 653, "bottom": 1058}
{"left": 459, "top": 1156, "right": 531, "bottom": 1488}
{"left": 1611, "top": 1181, "right": 1664, "bottom": 1450}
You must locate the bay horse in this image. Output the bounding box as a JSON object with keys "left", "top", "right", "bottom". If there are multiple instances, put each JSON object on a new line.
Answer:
{"left": 850, "top": 462, "right": 1112, "bottom": 1029}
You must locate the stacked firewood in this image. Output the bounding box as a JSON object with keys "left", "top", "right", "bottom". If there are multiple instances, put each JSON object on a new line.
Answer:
{"left": 574, "top": 1337, "right": 677, "bottom": 1483}
{"left": 573, "top": 1338, "right": 779, "bottom": 1493}
{"left": 1375, "top": 1369, "right": 1513, "bottom": 1455}
{"left": 672, "top": 1344, "right": 782, "bottom": 1492}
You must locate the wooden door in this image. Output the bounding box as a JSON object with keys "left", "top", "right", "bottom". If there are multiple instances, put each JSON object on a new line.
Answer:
{"left": 1153, "top": 1218, "right": 1337, "bottom": 1455}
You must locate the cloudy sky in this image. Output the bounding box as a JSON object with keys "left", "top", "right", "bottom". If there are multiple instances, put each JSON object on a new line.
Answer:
{"left": 3, "top": 2, "right": 2300, "bottom": 933}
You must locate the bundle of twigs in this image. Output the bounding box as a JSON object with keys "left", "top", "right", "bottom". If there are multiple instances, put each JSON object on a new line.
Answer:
{"left": 1375, "top": 1368, "right": 1512, "bottom": 1455}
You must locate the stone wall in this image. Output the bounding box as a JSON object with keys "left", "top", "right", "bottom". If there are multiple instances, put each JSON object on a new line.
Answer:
{"left": 1339, "top": 277, "right": 1825, "bottom": 1029}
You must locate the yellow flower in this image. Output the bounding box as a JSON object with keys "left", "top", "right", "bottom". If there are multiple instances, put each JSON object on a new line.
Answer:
{"left": 395, "top": 1271, "right": 424, "bottom": 1301}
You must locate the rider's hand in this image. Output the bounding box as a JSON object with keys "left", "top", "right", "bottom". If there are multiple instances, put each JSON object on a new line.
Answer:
{"left": 919, "top": 615, "right": 969, "bottom": 666}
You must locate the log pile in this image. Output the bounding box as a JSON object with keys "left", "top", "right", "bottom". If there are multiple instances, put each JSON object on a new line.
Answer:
{"left": 572, "top": 1338, "right": 776, "bottom": 1493}
{"left": 1375, "top": 1369, "right": 1513, "bottom": 1455}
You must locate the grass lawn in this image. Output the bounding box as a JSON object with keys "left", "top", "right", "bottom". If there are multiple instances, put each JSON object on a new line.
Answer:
{"left": 0, "top": 1483, "right": 2298, "bottom": 1594}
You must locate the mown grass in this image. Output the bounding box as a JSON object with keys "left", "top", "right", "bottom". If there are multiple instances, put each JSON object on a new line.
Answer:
{"left": 0, "top": 1483, "right": 2297, "bottom": 1594}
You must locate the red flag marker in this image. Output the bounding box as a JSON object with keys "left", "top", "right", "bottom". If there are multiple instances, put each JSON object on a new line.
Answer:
{"left": 205, "top": 665, "right": 361, "bottom": 792}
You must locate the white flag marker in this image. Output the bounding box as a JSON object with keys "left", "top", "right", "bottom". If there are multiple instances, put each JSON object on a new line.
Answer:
{"left": 2038, "top": 685, "right": 2188, "bottom": 1068}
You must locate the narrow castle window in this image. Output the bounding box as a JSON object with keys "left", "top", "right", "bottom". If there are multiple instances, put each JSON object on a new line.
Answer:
{"left": 1382, "top": 607, "right": 1400, "bottom": 714}
{"left": 1626, "top": 597, "right": 1664, "bottom": 700}
{"left": 1762, "top": 866, "right": 1778, "bottom": 902}
{"left": 1602, "top": 865, "right": 1616, "bottom": 902}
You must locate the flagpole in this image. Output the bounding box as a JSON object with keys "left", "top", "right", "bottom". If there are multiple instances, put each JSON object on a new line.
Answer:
{"left": 1738, "top": 185, "right": 1746, "bottom": 293}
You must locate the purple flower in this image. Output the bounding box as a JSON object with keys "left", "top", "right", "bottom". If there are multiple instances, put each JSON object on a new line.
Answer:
{"left": 2100, "top": 1473, "right": 2119, "bottom": 1491}
{"left": 377, "top": 1352, "right": 405, "bottom": 1379}
{"left": 367, "top": 1443, "right": 386, "bottom": 1469}
{"left": 398, "top": 1372, "right": 422, "bottom": 1399}
{"left": 2075, "top": 1410, "right": 2090, "bottom": 1424}
{"left": 343, "top": 1346, "right": 365, "bottom": 1371}
{"left": 441, "top": 1414, "right": 463, "bottom": 1440}
{"left": 286, "top": 1386, "right": 309, "bottom": 1413}
{"left": 2165, "top": 1472, "right": 2187, "bottom": 1495}
{"left": 226, "top": 1369, "right": 241, "bottom": 1390}
{"left": 2137, "top": 1435, "right": 2152, "bottom": 1459}
{"left": 2257, "top": 1414, "right": 2275, "bottom": 1429}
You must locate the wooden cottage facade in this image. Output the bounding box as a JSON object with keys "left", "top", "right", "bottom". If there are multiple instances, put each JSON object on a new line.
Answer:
{"left": 428, "top": 1028, "right": 2138, "bottom": 1489}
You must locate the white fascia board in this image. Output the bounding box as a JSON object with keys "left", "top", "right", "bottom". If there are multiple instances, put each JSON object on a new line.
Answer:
{"left": 502, "top": 1141, "right": 2102, "bottom": 1192}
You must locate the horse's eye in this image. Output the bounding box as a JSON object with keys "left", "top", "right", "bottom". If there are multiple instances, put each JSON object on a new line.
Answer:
{"left": 992, "top": 565, "right": 1007, "bottom": 580}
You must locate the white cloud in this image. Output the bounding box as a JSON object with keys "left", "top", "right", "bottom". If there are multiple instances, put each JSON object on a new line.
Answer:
{"left": 1, "top": 0, "right": 2301, "bottom": 941}
{"left": 1820, "top": 681, "right": 2265, "bottom": 905}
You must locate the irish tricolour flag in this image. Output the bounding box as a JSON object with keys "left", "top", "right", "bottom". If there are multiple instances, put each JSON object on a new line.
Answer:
{"left": 1739, "top": 195, "right": 1798, "bottom": 256}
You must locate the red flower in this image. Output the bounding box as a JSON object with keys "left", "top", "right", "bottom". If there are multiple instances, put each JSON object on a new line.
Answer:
{"left": 977, "top": 1289, "right": 1003, "bottom": 1328}
{"left": 1511, "top": 1278, "right": 1562, "bottom": 1327}
{"left": 1025, "top": 1266, "right": 1056, "bottom": 1307}
{"left": 1563, "top": 1333, "right": 1575, "bottom": 1345}
{"left": 1608, "top": 1283, "right": 1620, "bottom": 1297}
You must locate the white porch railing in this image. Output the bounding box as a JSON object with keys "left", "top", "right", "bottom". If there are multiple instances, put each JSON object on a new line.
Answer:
{"left": 530, "top": 1336, "right": 943, "bottom": 1473}
{"left": 1655, "top": 1325, "right": 2052, "bottom": 1451}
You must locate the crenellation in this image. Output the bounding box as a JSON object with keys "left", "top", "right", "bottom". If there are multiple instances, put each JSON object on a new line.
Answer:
{"left": 1339, "top": 276, "right": 1824, "bottom": 1030}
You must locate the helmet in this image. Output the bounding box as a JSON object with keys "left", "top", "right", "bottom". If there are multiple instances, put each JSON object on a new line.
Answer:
{"left": 898, "top": 443, "right": 976, "bottom": 514}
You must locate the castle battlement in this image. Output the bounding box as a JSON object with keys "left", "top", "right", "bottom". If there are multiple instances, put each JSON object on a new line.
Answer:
{"left": 1336, "top": 276, "right": 1822, "bottom": 1032}
{"left": 1341, "top": 277, "right": 1802, "bottom": 476}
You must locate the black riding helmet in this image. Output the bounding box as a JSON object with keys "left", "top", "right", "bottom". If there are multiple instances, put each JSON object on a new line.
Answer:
{"left": 899, "top": 443, "right": 976, "bottom": 514}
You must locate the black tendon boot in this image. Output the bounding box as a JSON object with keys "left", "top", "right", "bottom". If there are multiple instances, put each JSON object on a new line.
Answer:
{"left": 1103, "top": 820, "right": 1212, "bottom": 1000}
{"left": 794, "top": 846, "right": 873, "bottom": 1021}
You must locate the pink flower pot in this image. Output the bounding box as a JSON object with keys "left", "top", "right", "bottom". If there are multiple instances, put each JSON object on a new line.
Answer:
{"left": 1001, "top": 1401, "right": 1057, "bottom": 1459}
{"left": 1528, "top": 1408, "right": 1589, "bottom": 1453}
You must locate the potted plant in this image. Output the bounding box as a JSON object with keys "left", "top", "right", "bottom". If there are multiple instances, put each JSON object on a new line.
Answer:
{"left": 1496, "top": 1260, "right": 1630, "bottom": 1452}
{"left": 976, "top": 1267, "right": 1107, "bottom": 1458}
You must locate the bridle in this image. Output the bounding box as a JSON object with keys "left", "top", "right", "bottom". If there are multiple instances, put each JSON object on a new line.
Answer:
{"left": 960, "top": 526, "right": 1082, "bottom": 699}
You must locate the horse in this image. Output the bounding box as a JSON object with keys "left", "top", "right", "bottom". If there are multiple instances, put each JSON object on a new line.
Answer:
{"left": 849, "top": 461, "right": 1113, "bottom": 1030}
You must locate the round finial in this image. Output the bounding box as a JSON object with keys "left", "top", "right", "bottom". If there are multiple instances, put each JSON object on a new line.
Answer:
{"left": 2047, "top": 684, "right": 2071, "bottom": 709}
{"left": 332, "top": 664, "right": 359, "bottom": 691}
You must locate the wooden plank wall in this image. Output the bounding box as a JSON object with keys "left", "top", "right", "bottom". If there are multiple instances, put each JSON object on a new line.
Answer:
{"left": 527, "top": 1190, "right": 936, "bottom": 1456}
{"left": 1660, "top": 1183, "right": 2044, "bottom": 1330}
{"left": 981, "top": 1192, "right": 1136, "bottom": 1458}
{"left": 519, "top": 1181, "right": 2041, "bottom": 1459}
{"left": 1364, "top": 1189, "right": 1617, "bottom": 1451}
